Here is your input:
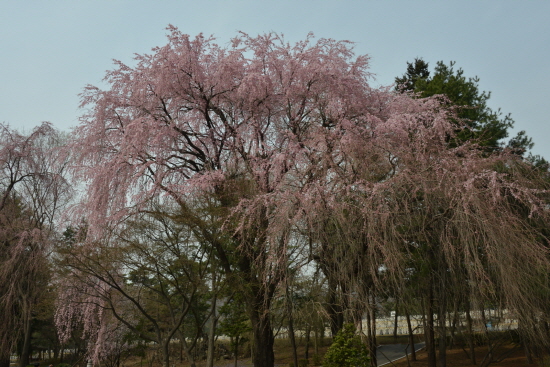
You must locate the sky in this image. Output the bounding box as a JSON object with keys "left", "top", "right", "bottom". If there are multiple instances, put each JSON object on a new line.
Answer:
{"left": 1, "top": 1, "right": 549, "bottom": 158}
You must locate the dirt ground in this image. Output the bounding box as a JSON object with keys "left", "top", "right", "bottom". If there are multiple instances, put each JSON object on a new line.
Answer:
{"left": 102, "top": 336, "right": 544, "bottom": 367}
{"left": 387, "top": 345, "right": 533, "bottom": 367}
{"left": 204, "top": 342, "right": 537, "bottom": 366}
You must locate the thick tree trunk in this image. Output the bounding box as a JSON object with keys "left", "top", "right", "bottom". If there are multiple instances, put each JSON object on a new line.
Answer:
{"left": 326, "top": 277, "right": 344, "bottom": 337}
{"left": 250, "top": 308, "right": 275, "bottom": 367}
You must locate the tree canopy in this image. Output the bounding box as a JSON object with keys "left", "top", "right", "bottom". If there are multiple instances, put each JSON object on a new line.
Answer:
{"left": 395, "top": 58, "right": 533, "bottom": 154}
{"left": 50, "top": 30, "right": 550, "bottom": 367}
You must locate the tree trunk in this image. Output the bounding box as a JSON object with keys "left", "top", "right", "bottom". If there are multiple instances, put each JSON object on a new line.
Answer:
{"left": 233, "top": 337, "right": 239, "bottom": 367}
{"left": 449, "top": 308, "right": 459, "bottom": 350}
{"left": 19, "top": 304, "right": 33, "bottom": 367}
{"left": 465, "top": 306, "right": 476, "bottom": 365}
{"left": 206, "top": 282, "right": 218, "bottom": 367}
{"left": 437, "top": 263, "right": 447, "bottom": 367}
{"left": 250, "top": 304, "right": 275, "bottom": 367}
{"left": 437, "top": 303, "right": 447, "bottom": 367}
{"left": 304, "top": 324, "right": 311, "bottom": 360}
{"left": 288, "top": 311, "right": 298, "bottom": 367}
{"left": 405, "top": 306, "right": 416, "bottom": 361}
{"left": 286, "top": 284, "right": 298, "bottom": 367}
{"left": 366, "top": 290, "right": 377, "bottom": 367}
{"left": 393, "top": 299, "right": 399, "bottom": 340}
{"left": 326, "top": 277, "right": 344, "bottom": 337}
{"left": 19, "top": 323, "right": 32, "bottom": 367}
{"left": 426, "top": 285, "right": 437, "bottom": 367}
{"left": 178, "top": 333, "right": 197, "bottom": 367}
{"left": 314, "top": 327, "right": 319, "bottom": 355}
{"left": 161, "top": 341, "right": 170, "bottom": 367}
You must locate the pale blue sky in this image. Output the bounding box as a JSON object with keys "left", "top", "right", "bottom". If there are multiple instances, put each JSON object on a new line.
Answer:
{"left": 1, "top": 1, "right": 549, "bottom": 157}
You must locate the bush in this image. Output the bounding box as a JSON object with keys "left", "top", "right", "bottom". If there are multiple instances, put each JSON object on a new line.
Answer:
{"left": 323, "top": 324, "right": 370, "bottom": 367}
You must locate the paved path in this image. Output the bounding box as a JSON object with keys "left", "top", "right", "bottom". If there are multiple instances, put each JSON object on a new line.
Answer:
{"left": 377, "top": 342, "right": 425, "bottom": 366}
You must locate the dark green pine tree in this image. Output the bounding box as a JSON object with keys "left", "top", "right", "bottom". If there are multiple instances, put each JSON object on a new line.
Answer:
{"left": 395, "top": 58, "right": 538, "bottom": 156}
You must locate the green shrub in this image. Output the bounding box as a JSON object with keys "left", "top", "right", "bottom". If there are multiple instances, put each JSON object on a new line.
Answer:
{"left": 298, "top": 359, "right": 309, "bottom": 367}
{"left": 323, "top": 324, "right": 370, "bottom": 367}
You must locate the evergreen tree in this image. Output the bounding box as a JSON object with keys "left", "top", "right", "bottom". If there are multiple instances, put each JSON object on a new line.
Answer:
{"left": 396, "top": 58, "right": 532, "bottom": 153}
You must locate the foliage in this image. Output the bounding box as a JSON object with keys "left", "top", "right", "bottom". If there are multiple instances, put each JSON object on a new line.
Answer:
{"left": 323, "top": 324, "right": 369, "bottom": 367}
{"left": 218, "top": 295, "right": 251, "bottom": 362}
{"left": 55, "top": 205, "right": 213, "bottom": 367}
{"left": 62, "top": 27, "right": 550, "bottom": 367}
{"left": 396, "top": 58, "right": 525, "bottom": 152}
{"left": 218, "top": 297, "right": 251, "bottom": 341}
{"left": 0, "top": 122, "right": 69, "bottom": 367}
{"left": 67, "top": 27, "right": 376, "bottom": 367}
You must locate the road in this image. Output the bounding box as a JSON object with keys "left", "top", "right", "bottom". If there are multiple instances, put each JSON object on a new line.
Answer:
{"left": 377, "top": 342, "right": 425, "bottom": 366}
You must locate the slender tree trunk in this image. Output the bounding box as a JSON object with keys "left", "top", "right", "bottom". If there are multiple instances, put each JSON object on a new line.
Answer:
{"left": 286, "top": 283, "right": 298, "bottom": 367}
{"left": 233, "top": 337, "right": 239, "bottom": 367}
{"left": 206, "top": 316, "right": 218, "bottom": 367}
{"left": 393, "top": 299, "right": 399, "bottom": 340}
{"left": 465, "top": 305, "right": 476, "bottom": 365}
{"left": 304, "top": 324, "right": 311, "bottom": 361}
{"left": 366, "top": 290, "right": 377, "bottom": 367}
{"left": 206, "top": 274, "right": 218, "bottom": 367}
{"left": 314, "top": 327, "right": 319, "bottom": 355}
{"left": 288, "top": 308, "right": 298, "bottom": 367}
{"left": 405, "top": 306, "right": 416, "bottom": 361}
{"left": 449, "top": 307, "right": 459, "bottom": 350}
{"left": 19, "top": 303, "right": 33, "bottom": 367}
{"left": 178, "top": 333, "right": 197, "bottom": 367}
{"left": 437, "top": 263, "right": 448, "bottom": 367}
{"left": 161, "top": 341, "right": 170, "bottom": 367}
{"left": 437, "top": 301, "right": 447, "bottom": 367}
{"left": 426, "top": 284, "right": 437, "bottom": 367}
